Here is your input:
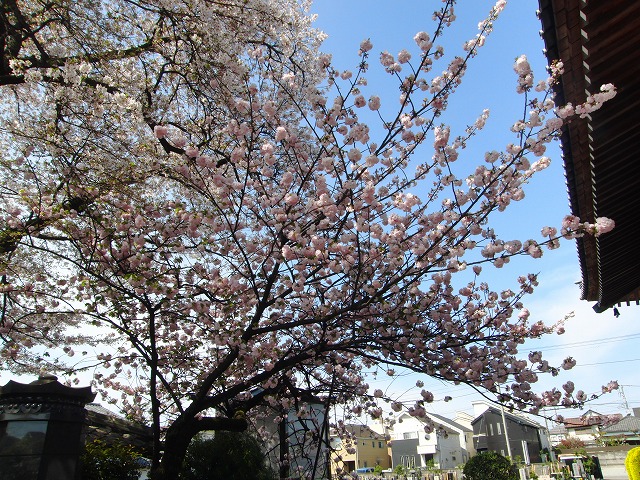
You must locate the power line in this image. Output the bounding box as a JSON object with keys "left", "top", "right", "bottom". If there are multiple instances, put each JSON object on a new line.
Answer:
{"left": 529, "top": 332, "right": 640, "bottom": 352}
{"left": 571, "top": 358, "right": 640, "bottom": 367}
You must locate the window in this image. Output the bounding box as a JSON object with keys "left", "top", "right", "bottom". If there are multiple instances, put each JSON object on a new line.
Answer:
{"left": 497, "top": 423, "right": 502, "bottom": 435}
{"left": 372, "top": 441, "right": 375, "bottom": 448}
{"left": 0, "top": 420, "right": 48, "bottom": 479}
{"left": 379, "top": 441, "right": 383, "bottom": 448}
{"left": 400, "top": 455, "right": 416, "bottom": 468}
{"left": 489, "top": 423, "right": 494, "bottom": 436}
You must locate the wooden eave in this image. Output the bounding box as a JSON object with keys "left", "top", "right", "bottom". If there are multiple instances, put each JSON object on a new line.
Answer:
{"left": 538, "top": 0, "right": 640, "bottom": 312}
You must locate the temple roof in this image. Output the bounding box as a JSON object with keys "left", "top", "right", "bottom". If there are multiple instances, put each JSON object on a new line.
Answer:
{"left": 538, "top": 0, "right": 640, "bottom": 312}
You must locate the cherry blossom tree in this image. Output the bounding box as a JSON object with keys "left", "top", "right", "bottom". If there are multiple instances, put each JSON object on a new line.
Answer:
{"left": 0, "top": 0, "right": 321, "bottom": 369}
{"left": 0, "top": 0, "right": 618, "bottom": 478}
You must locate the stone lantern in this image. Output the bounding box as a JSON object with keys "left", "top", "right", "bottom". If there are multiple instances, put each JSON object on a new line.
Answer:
{"left": 0, "top": 374, "right": 96, "bottom": 480}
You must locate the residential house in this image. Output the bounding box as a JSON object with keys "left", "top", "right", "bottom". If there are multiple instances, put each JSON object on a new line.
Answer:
{"left": 453, "top": 411, "right": 475, "bottom": 430}
{"left": 599, "top": 408, "right": 640, "bottom": 445}
{"left": 388, "top": 412, "right": 474, "bottom": 470}
{"left": 548, "top": 424, "right": 569, "bottom": 447}
{"left": 555, "top": 410, "right": 623, "bottom": 446}
{"left": 330, "top": 424, "right": 390, "bottom": 475}
{"left": 471, "top": 402, "right": 548, "bottom": 464}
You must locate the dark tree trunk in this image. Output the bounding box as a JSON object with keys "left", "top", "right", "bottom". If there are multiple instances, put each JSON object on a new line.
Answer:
{"left": 279, "top": 414, "right": 289, "bottom": 480}
{"left": 149, "top": 428, "right": 193, "bottom": 480}
{"left": 148, "top": 414, "right": 248, "bottom": 480}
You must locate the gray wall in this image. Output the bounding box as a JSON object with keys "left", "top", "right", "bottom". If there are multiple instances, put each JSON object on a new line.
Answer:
{"left": 472, "top": 410, "right": 543, "bottom": 463}
{"left": 391, "top": 438, "right": 420, "bottom": 468}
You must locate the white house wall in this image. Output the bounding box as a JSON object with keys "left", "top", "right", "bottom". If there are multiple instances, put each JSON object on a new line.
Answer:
{"left": 391, "top": 414, "right": 468, "bottom": 469}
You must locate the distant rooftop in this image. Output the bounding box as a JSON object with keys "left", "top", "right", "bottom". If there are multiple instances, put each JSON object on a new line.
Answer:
{"left": 562, "top": 410, "right": 623, "bottom": 429}
{"left": 85, "top": 402, "right": 125, "bottom": 419}
{"left": 602, "top": 414, "right": 640, "bottom": 435}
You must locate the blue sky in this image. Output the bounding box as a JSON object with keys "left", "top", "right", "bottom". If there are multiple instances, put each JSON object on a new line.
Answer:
{"left": 311, "top": 0, "right": 640, "bottom": 420}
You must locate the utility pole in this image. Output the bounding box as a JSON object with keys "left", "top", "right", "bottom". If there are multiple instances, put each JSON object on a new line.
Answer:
{"left": 499, "top": 403, "right": 513, "bottom": 459}
{"left": 541, "top": 409, "right": 556, "bottom": 462}
{"left": 620, "top": 385, "right": 632, "bottom": 415}
{"left": 496, "top": 387, "right": 513, "bottom": 459}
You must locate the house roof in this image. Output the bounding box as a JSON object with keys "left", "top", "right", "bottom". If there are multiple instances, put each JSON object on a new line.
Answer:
{"left": 602, "top": 415, "right": 640, "bottom": 435}
{"left": 84, "top": 402, "right": 154, "bottom": 454}
{"left": 538, "top": 0, "right": 640, "bottom": 312}
{"left": 394, "top": 411, "right": 471, "bottom": 435}
{"left": 86, "top": 402, "right": 125, "bottom": 418}
{"left": 470, "top": 405, "right": 543, "bottom": 430}
{"left": 336, "top": 424, "right": 386, "bottom": 440}
{"left": 549, "top": 424, "right": 567, "bottom": 435}
{"left": 428, "top": 412, "right": 472, "bottom": 433}
{"left": 562, "top": 411, "right": 623, "bottom": 429}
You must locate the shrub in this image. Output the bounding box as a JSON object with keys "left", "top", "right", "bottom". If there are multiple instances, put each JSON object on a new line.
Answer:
{"left": 179, "top": 432, "right": 277, "bottom": 480}
{"left": 80, "top": 439, "right": 143, "bottom": 480}
{"left": 626, "top": 446, "right": 640, "bottom": 480}
{"left": 572, "top": 449, "right": 597, "bottom": 477}
{"left": 463, "top": 451, "right": 518, "bottom": 480}
{"left": 558, "top": 437, "right": 586, "bottom": 450}
{"left": 393, "top": 465, "right": 406, "bottom": 476}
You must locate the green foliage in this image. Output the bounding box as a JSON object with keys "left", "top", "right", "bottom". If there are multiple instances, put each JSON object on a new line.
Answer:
{"left": 393, "top": 464, "right": 406, "bottom": 476}
{"left": 572, "top": 449, "right": 596, "bottom": 475}
{"left": 540, "top": 447, "right": 551, "bottom": 463}
{"left": 373, "top": 465, "right": 383, "bottom": 475}
{"left": 425, "top": 458, "right": 437, "bottom": 470}
{"left": 80, "top": 439, "right": 143, "bottom": 480}
{"left": 463, "top": 451, "right": 518, "bottom": 480}
{"left": 594, "top": 432, "right": 627, "bottom": 446}
{"left": 625, "top": 446, "right": 640, "bottom": 480}
{"left": 179, "top": 432, "right": 277, "bottom": 480}
{"left": 558, "top": 467, "right": 572, "bottom": 480}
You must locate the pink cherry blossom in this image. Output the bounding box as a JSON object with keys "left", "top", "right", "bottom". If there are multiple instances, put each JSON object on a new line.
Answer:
{"left": 154, "top": 125, "right": 168, "bottom": 139}
{"left": 595, "top": 217, "right": 615, "bottom": 235}
{"left": 185, "top": 146, "right": 199, "bottom": 158}
{"left": 561, "top": 357, "right": 577, "bottom": 370}
{"left": 275, "top": 126, "right": 288, "bottom": 142}
{"left": 359, "top": 38, "right": 373, "bottom": 53}
{"left": 397, "top": 49, "right": 411, "bottom": 64}
{"left": 414, "top": 31, "right": 432, "bottom": 52}
{"left": 368, "top": 95, "right": 381, "bottom": 110}
{"left": 354, "top": 95, "right": 366, "bottom": 108}
{"left": 379, "top": 51, "right": 394, "bottom": 67}
{"left": 433, "top": 126, "right": 450, "bottom": 148}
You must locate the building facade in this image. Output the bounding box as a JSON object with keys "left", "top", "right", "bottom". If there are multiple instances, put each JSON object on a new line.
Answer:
{"left": 471, "top": 402, "right": 547, "bottom": 464}
{"left": 389, "top": 412, "right": 474, "bottom": 470}
{"left": 553, "top": 410, "right": 624, "bottom": 446}
{"left": 330, "top": 424, "right": 390, "bottom": 475}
